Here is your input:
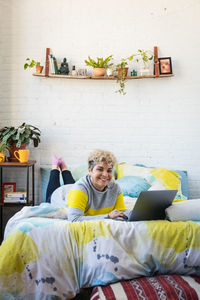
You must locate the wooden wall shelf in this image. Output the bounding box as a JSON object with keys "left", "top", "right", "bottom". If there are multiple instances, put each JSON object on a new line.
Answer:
{"left": 33, "top": 73, "right": 174, "bottom": 80}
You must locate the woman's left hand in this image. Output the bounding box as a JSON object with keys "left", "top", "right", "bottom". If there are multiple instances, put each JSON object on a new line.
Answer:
{"left": 108, "top": 209, "right": 128, "bottom": 220}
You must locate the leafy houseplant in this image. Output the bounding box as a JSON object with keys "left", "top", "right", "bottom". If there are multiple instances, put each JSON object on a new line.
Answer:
{"left": 115, "top": 59, "right": 129, "bottom": 95}
{"left": 114, "top": 55, "right": 134, "bottom": 95}
{"left": 85, "top": 55, "right": 113, "bottom": 76}
{"left": 24, "top": 58, "right": 43, "bottom": 73}
{"left": 0, "top": 123, "right": 41, "bottom": 162}
{"left": 133, "top": 49, "right": 154, "bottom": 75}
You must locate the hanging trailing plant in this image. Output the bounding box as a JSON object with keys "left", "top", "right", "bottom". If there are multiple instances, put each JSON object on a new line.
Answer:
{"left": 114, "top": 55, "right": 135, "bottom": 95}
{"left": 115, "top": 59, "right": 128, "bottom": 95}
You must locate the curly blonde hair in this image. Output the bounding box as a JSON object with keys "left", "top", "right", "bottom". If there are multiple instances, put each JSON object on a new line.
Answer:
{"left": 88, "top": 149, "right": 117, "bottom": 170}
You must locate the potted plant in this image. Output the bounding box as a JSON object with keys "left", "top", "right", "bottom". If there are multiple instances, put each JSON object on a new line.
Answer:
{"left": 84, "top": 55, "right": 113, "bottom": 77}
{"left": 0, "top": 141, "right": 9, "bottom": 162}
{"left": 24, "top": 58, "right": 44, "bottom": 74}
{"left": 134, "top": 49, "right": 154, "bottom": 75}
{"left": 114, "top": 55, "right": 134, "bottom": 95}
{"left": 0, "top": 123, "right": 41, "bottom": 162}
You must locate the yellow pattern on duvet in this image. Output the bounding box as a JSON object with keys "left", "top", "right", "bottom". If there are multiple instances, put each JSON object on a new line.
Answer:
{"left": 68, "top": 220, "right": 111, "bottom": 246}
{"left": 0, "top": 230, "right": 39, "bottom": 293}
{"left": 146, "top": 220, "right": 200, "bottom": 267}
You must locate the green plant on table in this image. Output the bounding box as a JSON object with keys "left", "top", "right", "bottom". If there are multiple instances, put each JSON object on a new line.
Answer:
{"left": 24, "top": 58, "right": 41, "bottom": 70}
{"left": 84, "top": 55, "right": 113, "bottom": 68}
{"left": 0, "top": 123, "right": 41, "bottom": 148}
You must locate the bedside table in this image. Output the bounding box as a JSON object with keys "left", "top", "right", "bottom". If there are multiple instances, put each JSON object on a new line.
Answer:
{"left": 0, "top": 160, "right": 36, "bottom": 243}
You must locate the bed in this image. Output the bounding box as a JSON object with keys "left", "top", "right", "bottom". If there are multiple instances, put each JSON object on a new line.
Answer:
{"left": 0, "top": 163, "right": 200, "bottom": 299}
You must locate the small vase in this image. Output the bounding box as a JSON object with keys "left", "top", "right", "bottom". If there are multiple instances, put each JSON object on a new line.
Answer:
{"left": 93, "top": 68, "right": 106, "bottom": 77}
{"left": 0, "top": 152, "right": 5, "bottom": 162}
{"left": 138, "top": 61, "right": 150, "bottom": 76}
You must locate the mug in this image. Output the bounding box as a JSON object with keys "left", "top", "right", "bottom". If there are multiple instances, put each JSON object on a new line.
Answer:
{"left": 14, "top": 149, "right": 29, "bottom": 163}
{"left": 0, "top": 153, "right": 5, "bottom": 162}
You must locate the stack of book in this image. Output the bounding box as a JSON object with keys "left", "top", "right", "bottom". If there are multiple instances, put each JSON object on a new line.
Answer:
{"left": 4, "top": 192, "right": 27, "bottom": 203}
{"left": 48, "top": 54, "right": 59, "bottom": 74}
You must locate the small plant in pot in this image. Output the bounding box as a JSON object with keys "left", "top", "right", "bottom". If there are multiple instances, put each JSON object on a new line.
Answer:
{"left": 0, "top": 123, "right": 41, "bottom": 162}
{"left": 133, "top": 49, "right": 154, "bottom": 75}
{"left": 114, "top": 55, "right": 134, "bottom": 95}
{"left": 0, "top": 141, "right": 9, "bottom": 162}
{"left": 84, "top": 55, "right": 113, "bottom": 77}
{"left": 24, "top": 58, "right": 44, "bottom": 74}
{"left": 115, "top": 58, "right": 128, "bottom": 95}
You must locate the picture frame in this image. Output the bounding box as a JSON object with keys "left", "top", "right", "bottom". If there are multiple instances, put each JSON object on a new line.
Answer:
{"left": 158, "top": 57, "right": 173, "bottom": 75}
{"left": 1, "top": 182, "right": 16, "bottom": 203}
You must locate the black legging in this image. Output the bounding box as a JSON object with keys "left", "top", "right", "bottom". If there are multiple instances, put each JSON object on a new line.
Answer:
{"left": 46, "top": 169, "right": 75, "bottom": 203}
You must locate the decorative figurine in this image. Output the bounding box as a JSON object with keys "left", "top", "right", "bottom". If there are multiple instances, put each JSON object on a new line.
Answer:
{"left": 59, "top": 58, "right": 69, "bottom": 75}
{"left": 72, "top": 65, "right": 77, "bottom": 76}
{"left": 131, "top": 69, "right": 137, "bottom": 76}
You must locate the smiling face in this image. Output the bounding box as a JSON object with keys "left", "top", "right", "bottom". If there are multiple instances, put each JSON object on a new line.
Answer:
{"left": 88, "top": 161, "right": 113, "bottom": 191}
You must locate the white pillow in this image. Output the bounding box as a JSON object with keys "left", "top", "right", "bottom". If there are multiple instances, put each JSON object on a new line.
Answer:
{"left": 51, "top": 184, "right": 74, "bottom": 207}
{"left": 165, "top": 198, "right": 200, "bottom": 221}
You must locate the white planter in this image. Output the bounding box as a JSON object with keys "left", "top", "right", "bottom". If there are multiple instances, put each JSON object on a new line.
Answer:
{"left": 106, "top": 68, "right": 113, "bottom": 76}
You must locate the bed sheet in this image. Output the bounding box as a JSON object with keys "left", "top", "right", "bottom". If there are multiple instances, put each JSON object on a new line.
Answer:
{"left": 0, "top": 204, "right": 200, "bottom": 300}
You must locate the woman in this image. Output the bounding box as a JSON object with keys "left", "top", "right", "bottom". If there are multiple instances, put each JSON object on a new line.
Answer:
{"left": 46, "top": 149, "right": 127, "bottom": 222}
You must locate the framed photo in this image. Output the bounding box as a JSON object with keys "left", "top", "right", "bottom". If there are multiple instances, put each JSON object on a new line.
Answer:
{"left": 158, "top": 57, "right": 173, "bottom": 75}
{"left": 1, "top": 182, "right": 16, "bottom": 203}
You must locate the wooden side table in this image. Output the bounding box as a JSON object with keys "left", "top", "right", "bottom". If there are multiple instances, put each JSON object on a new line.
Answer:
{"left": 0, "top": 160, "right": 36, "bottom": 243}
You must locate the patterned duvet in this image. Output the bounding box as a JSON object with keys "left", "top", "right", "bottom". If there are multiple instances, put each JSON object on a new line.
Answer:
{"left": 0, "top": 203, "right": 200, "bottom": 299}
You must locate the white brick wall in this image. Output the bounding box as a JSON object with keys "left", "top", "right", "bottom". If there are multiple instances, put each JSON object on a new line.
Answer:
{"left": 0, "top": 0, "right": 200, "bottom": 202}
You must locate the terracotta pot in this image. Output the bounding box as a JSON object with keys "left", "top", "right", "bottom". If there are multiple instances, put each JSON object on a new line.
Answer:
{"left": 8, "top": 143, "right": 27, "bottom": 162}
{"left": 0, "top": 152, "right": 5, "bottom": 162}
{"left": 93, "top": 68, "right": 106, "bottom": 77}
{"left": 118, "top": 67, "right": 129, "bottom": 78}
{"left": 36, "top": 65, "right": 44, "bottom": 74}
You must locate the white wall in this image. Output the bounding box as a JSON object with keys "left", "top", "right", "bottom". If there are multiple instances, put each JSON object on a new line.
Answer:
{"left": 0, "top": 0, "right": 200, "bottom": 201}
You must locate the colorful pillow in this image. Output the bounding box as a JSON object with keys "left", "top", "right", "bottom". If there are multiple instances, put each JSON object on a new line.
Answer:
{"left": 116, "top": 176, "right": 151, "bottom": 198}
{"left": 174, "top": 169, "right": 188, "bottom": 199}
{"left": 116, "top": 163, "right": 188, "bottom": 202}
{"left": 133, "top": 164, "right": 189, "bottom": 198}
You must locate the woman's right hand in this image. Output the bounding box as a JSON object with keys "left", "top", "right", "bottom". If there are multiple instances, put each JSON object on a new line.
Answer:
{"left": 108, "top": 209, "right": 128, "bottom": 220}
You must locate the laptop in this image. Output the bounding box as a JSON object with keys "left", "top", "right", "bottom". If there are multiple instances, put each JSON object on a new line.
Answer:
{"left": 120, "top": 190, "right": 177, "bottom": 222}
